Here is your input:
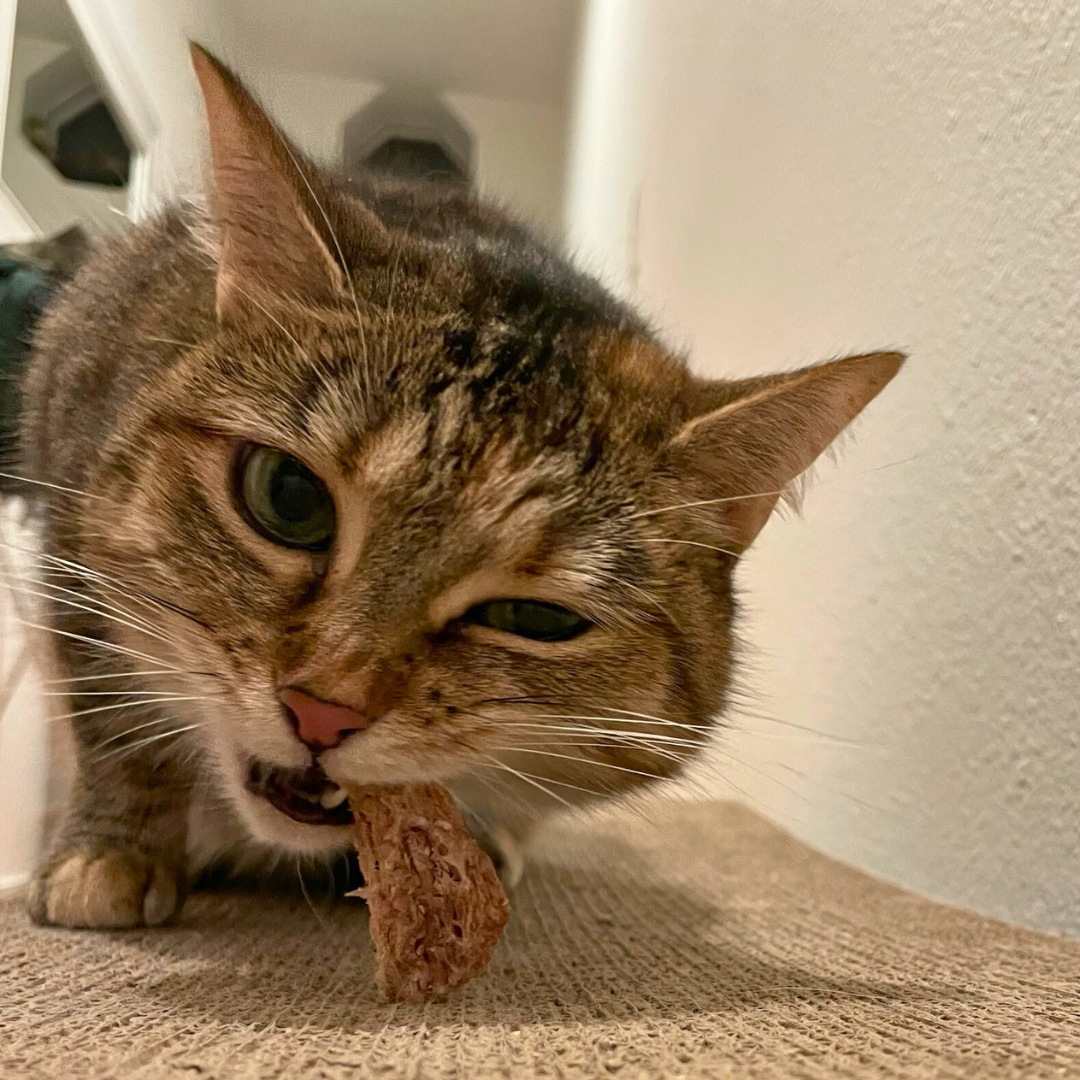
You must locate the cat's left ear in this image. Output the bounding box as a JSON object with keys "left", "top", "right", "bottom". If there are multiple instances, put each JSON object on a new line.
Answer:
{"left": 190, "top": 44, "right": 386, "bottom": 322}
{"left": 656, "top": 351, "right": 904, "bottom": 553}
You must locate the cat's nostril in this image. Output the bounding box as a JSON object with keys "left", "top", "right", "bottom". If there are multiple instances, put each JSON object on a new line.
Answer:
{"left": 279, "top": 687, "right": 369, "bottom": 751}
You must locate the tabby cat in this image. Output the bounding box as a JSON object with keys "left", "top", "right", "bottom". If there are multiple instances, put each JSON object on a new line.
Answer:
{"left": 20, "top": 47, "right": 902, "bottom": 928}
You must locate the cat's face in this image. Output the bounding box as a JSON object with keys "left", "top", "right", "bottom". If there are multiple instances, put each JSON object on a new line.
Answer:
{"left": 68, "top": 49, "right": 901, "bottom": 853}
{"left": 82, "top": 295, "right": 721, "bottom": 850}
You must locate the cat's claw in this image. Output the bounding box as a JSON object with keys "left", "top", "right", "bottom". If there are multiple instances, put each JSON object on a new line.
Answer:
{"left": 490, "top": 827, "right": 526, "bottom": 889}
{"left": 453, "top": 799, "right": 527, "bottom": 890}
{"left": 470, "top": 824, "right": 526, "bottom": 890}
{"left": 29, "top": 847, "right": 185, "bottom": 929}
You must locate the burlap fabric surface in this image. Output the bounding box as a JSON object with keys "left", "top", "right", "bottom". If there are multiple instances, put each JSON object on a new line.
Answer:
{"left": 2, "top": 800, "right": 1077, "bottom": 1079}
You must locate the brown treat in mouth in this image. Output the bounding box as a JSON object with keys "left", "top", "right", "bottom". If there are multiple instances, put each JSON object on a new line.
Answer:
{"left": 347, "top": 782, "right": 510, "bottom": 1002}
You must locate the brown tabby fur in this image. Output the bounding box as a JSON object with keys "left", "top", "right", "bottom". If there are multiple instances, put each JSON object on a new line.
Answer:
{"left": 19, "top": 47, "right": 903, "bottom": 928}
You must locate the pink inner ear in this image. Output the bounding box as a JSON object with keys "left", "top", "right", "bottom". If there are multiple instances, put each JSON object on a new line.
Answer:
{"left": 280, "top": 687, "right": 368, "bottom": 750}
{"left": 190, "top": 43, "right": 346, "bottom": 319}
{"left": 664, "top": 351, "right": 905, "bottom": 552}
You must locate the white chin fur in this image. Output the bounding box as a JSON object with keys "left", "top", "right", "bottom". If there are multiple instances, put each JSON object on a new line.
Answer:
{"left": 233, "top": 789, "right": 353, "bottom": 853}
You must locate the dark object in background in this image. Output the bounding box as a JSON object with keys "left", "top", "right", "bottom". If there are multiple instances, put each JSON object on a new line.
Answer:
{"left": 0, "top": 260, "right": 51, "bottom": 479}
{"left": 343, "top": 91, "right": 473, "bottom": 187}
{"left": 364, "top": 136, "right": 467, "bottom": 185}
{"left": 0, "top": 226, "right": 90, "bottom": 493}
{"left": 54, "top": 100, "right": 130, "bottom": 187}
{"left": 23, "top": 60, "right": 131, "bottom": 190}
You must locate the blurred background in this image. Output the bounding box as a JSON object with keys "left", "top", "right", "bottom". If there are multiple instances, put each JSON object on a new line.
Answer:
{"left": 0, "top": 0, "right": 1077, "bottom": 935}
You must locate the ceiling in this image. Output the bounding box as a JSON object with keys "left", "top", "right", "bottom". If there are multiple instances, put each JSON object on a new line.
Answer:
{"left": 216, "top": 0, "right": 583, "bottom": 105}
{"left": 15, "top": 1, "right": 583, "bottom": 106}
{"left": 14, "top": 0, "right": 81, "bottom": 45}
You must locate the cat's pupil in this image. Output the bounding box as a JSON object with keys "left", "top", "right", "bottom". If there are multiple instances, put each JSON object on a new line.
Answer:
{"left": 238, "top": 445, "right": 335, "bottom": 550}
{"left": 464, "top": 600, "right": 591, "bottom": 642}
{"left": 270, "top": 463, "right": 322, "bottom": 522}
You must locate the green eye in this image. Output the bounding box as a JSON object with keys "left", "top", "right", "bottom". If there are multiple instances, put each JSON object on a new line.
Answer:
{"left": 463, "top": 600, "right": 592, "bottom": 642}
{"left": 235, "top": 445, "right": 335, "bottom": 550}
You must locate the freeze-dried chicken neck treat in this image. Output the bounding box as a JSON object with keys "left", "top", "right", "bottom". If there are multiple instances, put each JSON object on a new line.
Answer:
{"left": 347, "top": 782, "right": 510, "bottom": 1002}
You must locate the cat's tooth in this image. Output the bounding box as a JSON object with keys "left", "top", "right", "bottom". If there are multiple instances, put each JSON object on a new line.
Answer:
{"left": 320, "top": 785, "right": 349, "bottom": 810}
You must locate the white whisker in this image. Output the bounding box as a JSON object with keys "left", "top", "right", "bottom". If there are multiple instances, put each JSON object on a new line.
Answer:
{"left": 633, "top": 455, "right": 919, "bottom": 522}
{"left": 579, "top": 704, "right": 718, "bottom": 732}
{"left": 632, "top": 489, "right": 784, "bottom": 520}
{"left": 278, "top": 139, "right": 368, "bottom": 379}
{"left": 233, "top": 283, "right": 303, "bottom": 351}
{"left": 498, "top": 718, "right": 705, "bottom": 747}
{"left": 641, "top": 538, "right": 739, "bottom": 557}
{"left": 93, "top": 724, "right": 201, "bottom": 763}
{"left": 43, "top": 690, "right": 219, "bottom": 703}
{"left": 296, "top": 855, "right": 332, "bottom": 932}
{"left": 488, "top": 745, "right": 673, "bottom": 782}
{"left": 49, "top": 669, "right": 218, "bottom": 685}
{"left": 589, "top": 569, "right": 680, "bottom": 629}
{"left": 522, "top": 711, "right": 713, "bottom": 736}
{"left": 50, "top": 695, "right": 209, "bottom": 724}
{"left": 508, "top": 737, "right": 693, "bottom": 770}
{"left": 731, "top": 708, "right": 865, "bottom": 746}
{"left": 9, "top": 570, "right": 166, "bottom": 636}
{"left": 19, "top": 622, "right": 179, "bottom": 670}
{"left": 1, "top": 580, "right": 174, "bottom": 645}
{"left": 145, "top": 335, "right": 198, "bottom": 349}
{"left": 32, "top": 554, "right": 175, "bottom": 622}
{"left": 94, "top": 715, "right": 195, "bottom": 748}
{"left": 0, "top": 472, "right": 100, "bottom": 499}
{"left": 480, "top": 757, "right": 576, "bottom": 810}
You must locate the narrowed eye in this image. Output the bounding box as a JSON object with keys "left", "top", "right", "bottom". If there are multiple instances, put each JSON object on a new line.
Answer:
{"left": 462, "top": 600, "right": 592, "bottom": 642}
{"left": 235, "top": 444, "right": 335, "bottom": 550}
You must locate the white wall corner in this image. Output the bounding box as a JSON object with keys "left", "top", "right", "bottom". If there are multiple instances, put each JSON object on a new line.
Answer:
{"left": 0, "top": 0, "right": 36, "bottom": 240}
{"left": 562, "top": 0, "right": 650, "bottom": 298}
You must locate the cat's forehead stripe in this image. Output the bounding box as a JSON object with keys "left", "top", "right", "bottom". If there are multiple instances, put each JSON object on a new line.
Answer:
{"left": 352, "top": 413, "right": 429, "bottom": 489}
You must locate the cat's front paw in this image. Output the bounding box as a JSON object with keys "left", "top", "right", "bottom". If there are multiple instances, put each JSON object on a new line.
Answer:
{"left": 29, "top": 847, "right": 185, "bottom": 929}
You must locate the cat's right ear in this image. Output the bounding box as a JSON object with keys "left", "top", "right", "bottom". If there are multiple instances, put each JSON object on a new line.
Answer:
{"left": 654, "top": 351, "right": 904, "bottom": 554}
{"left": 190, "top": 44, "right": 385, "bottom": 322}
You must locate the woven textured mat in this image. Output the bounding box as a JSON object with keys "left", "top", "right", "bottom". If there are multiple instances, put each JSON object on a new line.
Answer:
{"left": 1, "top": 800, "right": 1077, "bottom": 1079}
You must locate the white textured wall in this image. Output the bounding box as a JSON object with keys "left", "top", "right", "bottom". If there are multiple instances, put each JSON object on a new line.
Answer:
{"left": 567, "top": 0, "right": 1080, "bottom": 933}
{"left": 444, "top": 89, "right": 566, "bottom": 236}
{"left": 0, "top": 505, "right": 48, "bottom": 890}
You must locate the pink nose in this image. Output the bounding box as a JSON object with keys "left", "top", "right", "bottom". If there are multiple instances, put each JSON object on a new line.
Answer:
{"left": 279, "top": 687, "right": 368, "bottom": 751}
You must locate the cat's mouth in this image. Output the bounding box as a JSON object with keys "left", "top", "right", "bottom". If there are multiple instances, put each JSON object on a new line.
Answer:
{"left": 244, "top": 758, "right": 353, "bottom": 827}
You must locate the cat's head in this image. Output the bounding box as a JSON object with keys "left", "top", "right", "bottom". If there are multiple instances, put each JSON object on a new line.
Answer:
{"left": 75, "top": 48, "right": 902, "bottom": 851}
